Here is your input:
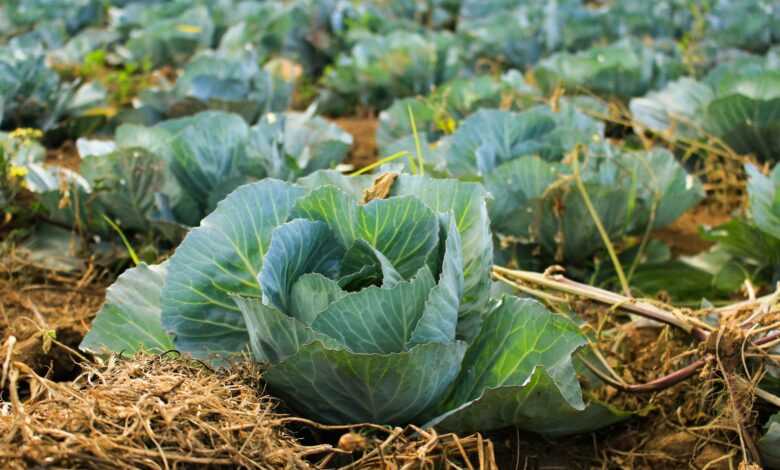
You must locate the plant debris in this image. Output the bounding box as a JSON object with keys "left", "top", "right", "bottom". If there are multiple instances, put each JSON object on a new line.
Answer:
{"left": 0, "top": 353, "right": 317, "bottom": 469}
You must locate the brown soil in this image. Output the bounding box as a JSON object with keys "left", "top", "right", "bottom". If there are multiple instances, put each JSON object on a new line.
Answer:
{"left": 653, "top": 204, "right": 733, "bottom": 255}
{"left": 332, "top": 117, "right": 378, "bottom": 170}
{"left": 0, "top": 253, "right": 108, "bottom": 381}
{"left": 45, "top": 139, "right": 80, "bottom": 171}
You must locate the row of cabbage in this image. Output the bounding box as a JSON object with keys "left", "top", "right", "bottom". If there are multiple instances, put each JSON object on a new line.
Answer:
{"left": 2, "top": 0, "right": 780, "bottom": 125}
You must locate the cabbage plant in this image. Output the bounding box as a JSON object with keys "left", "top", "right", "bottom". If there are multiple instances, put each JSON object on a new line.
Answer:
{"left": 119, "top": 5, "right": 215, "bottom": 67}
{"left": 533, "top": 38, "right": 684, "bottom": 99}
{"left": 630, "top": 61, "right": 780, "bottom": 161}
{"left": 138, "top": 51, "right": 292, "bottom": 123}
{"left": 33, "top": 110, "right": 352, "bottom": 237}
{"left": 318, "top": 31, "right": 464, "bottom": 114}
{"left": 376, "top": 72, "right": 537, "bottom": 156}
{"left": 0, "top": 48, "right": 75, "bottom": 130}
{"left": 82, "top": 171, "right": 625, "bottom": 434}
{"left": 437, "top": 106, "right": 703, "bottom": 268}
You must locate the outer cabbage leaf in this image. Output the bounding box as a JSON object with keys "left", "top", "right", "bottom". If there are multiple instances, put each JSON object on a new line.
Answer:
{"left": 165, "top": 111, "right": 249, "bottom": 214}
{"left": 263, "top": 341, "right": 467, "bottom": 424}
{"left": 704, "top": 71, "right": 780, "bottom": 161}
{"left": 426, "top": 296, "right": 628, "bottom": 435}
{"left": 744, "top": 164, "right": 780, "bottom": 240}
{"left": 161, "top": 179, "right": 305, "bottom": 358}
{"left": 80, "top": 263, "right": 173, "bottom": 355}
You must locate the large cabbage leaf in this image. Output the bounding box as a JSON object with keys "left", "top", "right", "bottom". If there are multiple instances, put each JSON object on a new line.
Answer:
{"left": 80, "top": 263, "right": 173, "bottom": 355}
{"left": 425, "top": 296, "right": 629, "bottom": 436}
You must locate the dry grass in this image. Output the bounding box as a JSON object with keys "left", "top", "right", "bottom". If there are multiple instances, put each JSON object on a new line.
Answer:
{"left": 0, "top": 352, "right": 501, "bottom": 470}
{"left": 0, "top": 353, "right": 317, "bottom": 469}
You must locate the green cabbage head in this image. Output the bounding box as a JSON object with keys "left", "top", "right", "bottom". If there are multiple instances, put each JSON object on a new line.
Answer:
{"left": 82, "top": 171, "right": 626, "bottom": 434}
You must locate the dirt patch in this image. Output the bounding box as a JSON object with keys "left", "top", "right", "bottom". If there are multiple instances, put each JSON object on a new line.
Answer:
{"left": 653, "top": 204, "right": 733, "bottom": 255}
{"left": 45, "top": 139, "right": 80, "bottom": 171}
{"left": 0, "top": 253, "right": 109, "bottom": 382}
{"left": 332, "top": 117, "right": 378, "bottom": 170}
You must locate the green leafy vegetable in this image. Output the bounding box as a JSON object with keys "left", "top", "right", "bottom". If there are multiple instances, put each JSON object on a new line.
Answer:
{"left": 80, "top": 263, "right": 173, "bottom": 354}
{"left": 83, "top": 170, "right": 623, "bottom": 434}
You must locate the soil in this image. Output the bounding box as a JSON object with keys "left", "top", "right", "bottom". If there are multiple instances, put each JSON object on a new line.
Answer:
{"left": 332, "top": 117, "right": 378, "bottom": 170}
{"left": 45, "top": 139, "right": 81, "bottom": 171}
{"left": 0, "top": 254, "right": 108, "bottom": 383}
{"left": 653, "top": 203, "right": 733, "bottom": 256}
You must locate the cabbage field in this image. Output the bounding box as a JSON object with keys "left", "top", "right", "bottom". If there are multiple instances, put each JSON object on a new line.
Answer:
{"left": 1, "top": 0, "right": 780, "bottom": 468}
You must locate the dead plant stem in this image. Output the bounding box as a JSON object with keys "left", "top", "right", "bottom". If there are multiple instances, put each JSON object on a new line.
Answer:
{"left": 492, "top": 266, "right": 710, "bottom": 340}
{"left": 571, "top": 147, "right": 631, "bottom": 297}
